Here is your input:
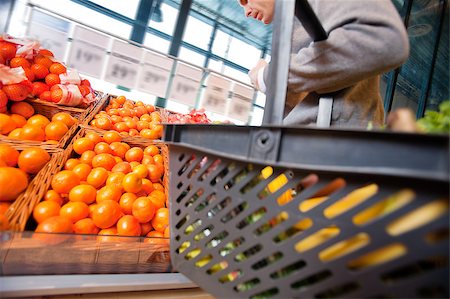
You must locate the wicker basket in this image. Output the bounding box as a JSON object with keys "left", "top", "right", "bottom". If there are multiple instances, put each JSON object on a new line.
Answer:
{"left": 0, "top": 125, "right": 171, "bottom": 275}
{"left": 4, "top": 143, "right": 64, "bottom": 231}
{"left": 0, "top": 91, "right": 106, "bottom": 149}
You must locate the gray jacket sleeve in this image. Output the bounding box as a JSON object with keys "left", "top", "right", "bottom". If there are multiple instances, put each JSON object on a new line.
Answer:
{"left": 268, "top": 0, "right": 410, "bottom": 95}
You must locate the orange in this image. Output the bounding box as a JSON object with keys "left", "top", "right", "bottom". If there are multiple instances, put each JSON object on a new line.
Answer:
{"left": 44, "top": 190, "right": 64, "bottom": 206}
{"left": 117, "top": 215, "right": 141, "bottom": 237}
{"left": 72, "top": 163, "right": 92, "bottom": 181}
{"left": 125, "top": 147, "right": 143, "bottom": 163}
{"left": 32, "top": 82, "right": 49, "bottom": 97}
{"left": 64, "top": 158, "right": 80, "bottom": 170}
{"left": 0, "top": 144, "right": 20, "bottom": 167}
{"left": 151, "top": 207, "right": 169, "bottom": 233}
{"left": 73, "top": 137, "right": 95, "bottom": 155}
{"left": 68, "top": 184, "right": 97, "bottom": 204}
{"left": 18, "top": 147, "right": 51, "bottom": 174}
{"left": 144, "top": 230, "right": 168, "bottom": 245}
{"left": 10, "top": 114, "right": 27, "bottom": 127}
{"left": 97, "top": 227, "right": 119, "bottom": 242}
{"left": 106, "top": 172, "right": 125, "bottom": 188}
{"left": 38, "top": 49, "right": 54, "bottom": 57}
{"left": 19, "top": 124, "right": 46, "bottom": 141}
{"left": 91, "top": 199, "right": 122, "bottom": 229}
{"left": 73, "top": 218, "right": 99, "bottom": 235}
{"left": 49, "top": 62, "right": 67, "bottom": 75}
{"left": 147, "top": 164, "right": 164, "bottom": 183}
{"left": 113, "top": 156, "right": 123, "bottom": 164}
{"left": 8, "top": 128, "right": 22, "bottom": 139}
{"left": 0, "top": 202, "right": 11, "bottom": 215}
{"left": 86, "top": 167, "right": 108, "bottom": 189}
{"left": 2, "top": 83, "right": 30, "bottom": 101}
{"left": 96, "top": 185, "right": 122, "bottom": 203}
{"left": 0, "top": 213, "right": 9, "bottom": 231}
{"left": 122, "top": 173, "right": 142, "bottom": 193}
{"left": 34, "top": 55, "right": 53, "bottom": 68}
{"left": 33, "top": 201, "right": 61, "bottom": 223}
{"left": 111, "top": 161, "right": 132, "bottom": 174}
{"left": 141, "top": 179, "right": 154, "bottom": 195}
{"left": 35, "top": 216, "right": 73, "bottom": 233}
{"left": 10, "top": 101, "right": 34, "bottom": 119}
{"left": 140, "top": 222, "right": 153, "bottom": 236}
{"left": 0, "top": 167, "right": 28, "bottom": 201}
{"left": 91, "top": 153, "right": 116, "bottom": 171}
{"left": 94, "top": 142, "right": 112, "bottom": 155}
{"left": 144, "top": 145, "right": 159, "bottom": 156}
{"left": 30, "top": 63, "right": 49, "bottom": 79}
{"left": 103, "top": 131, "right": 121, "bottom": 144}
{"left": 45, "top": 121, "right": 68, "bottom": 141}
{"left": 45, "top": 73, "right": 61, "bottom": 86}
{"left": 110, "top": 142, "right": 128, "bottom": 159}
{"left": 0, "top": 114, "right": 16, "bottom": 135}
{"left": 132, "top": 197, "right": 156, "bottom": 223}
{"left": 115, "top": 96, "right": 126, "bottom": 105}
{"left": 149, "top": 194, "right": 165, "bottom": 210}
{"left": 39, "top": 90, "right": 52, "bottom": 102}
{"left": 141, "top": 155, "right": 155, "bottom": 166}
{"left": 27, "top": 114, "right": 50, "bottom": 129}
{"left": 51, "top": 170, "right": 80, "bottom": 194}
{"left": 95, "top": 117, "right": 112, "bottom": 130}
{"left": 52, "top": 112, "right": 76, "bottom": 128}
{"left": 79, "top": 150, "right": 96, "bottom": 165}
{"left": 153, "top": 154, "right": 164, "bottom": 165}
{"left": 60, "top": 201, "right": 90, "bottom": 223}
{"left": 9, "top": 57, "right": 31, "bottom": 68}
{"left": 152, "top": 182, "right": 164, "bottom": 192}
{"left": 85, "top": 131, "right": 103, "bottom": 144}
{"left": 119, "top": 193, "right": 137, "bottom": 215}
{"left": 132, "top": 164, "right": 148, "bottom": 179}
{"left": 163, "top": 226, "right": 170, "bottom": 238}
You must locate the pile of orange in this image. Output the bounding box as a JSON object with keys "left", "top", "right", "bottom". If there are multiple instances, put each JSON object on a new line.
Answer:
{"left": 0, "top": 101, "right": 76, "bottom": 143}
{"left": 34, "top": 130, "right": 169, "bottom": 241}
{"left": 0, "top": 144, "right": 51, "bottom": 230}
{"left": 89, "top": 95, "right": 163, "bottom": 140}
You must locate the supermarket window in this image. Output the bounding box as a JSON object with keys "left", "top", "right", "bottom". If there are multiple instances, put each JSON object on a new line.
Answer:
{"left": 179, "top": 46, "right": 206, "bottom": 66}
{"left": 223, "top": 66, "right": 251, "bottom": 85}
{"left": 212, "top": 29, "right": 230, "bottom": 57}
{"left": 87, "top": 0, "right": 140, "bottom": 19}
{"left": 144, "top": 33, "right": 171, "bottom": 53}
{"left": 148, "top": 0, "right": 179, "bottom": 36}
{"left": 255, "top": 91, "right": 266, "bottom": 107}
{"left": 182, "top": 16, "right": 213, "bottom": 50}
{"left": 208, "top": 59, "right": 224, "bottom": 73}
{"left": 250, "top": 106, "right": 264, "bottom": 126}
{"left": 227, "top": 36, "right": 262, "bottom": 70}
{"left": 30, "top": 0, "right": 132, "bottom": 39}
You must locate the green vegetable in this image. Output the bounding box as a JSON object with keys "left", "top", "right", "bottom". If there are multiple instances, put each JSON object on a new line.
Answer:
{"left": 417, "top": 100, "right": 450, "bottom": 134}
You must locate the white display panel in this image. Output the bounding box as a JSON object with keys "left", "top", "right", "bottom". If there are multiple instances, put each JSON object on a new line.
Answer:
{"left": 201, "top": 74, "right": 232, "bottom": 115}
{"left": 168, "top": 62, "right": 203, "bottom": 107}
{"left": 227, "top": 83, "right": 254, "bottom": 122}
{"left": 67, "top": 25, "right": 111, "bottom": 78}
{"left": 104, "top": 40, "right": 143, "bottom": 89}
{"left": 27, "top": 22, "right": 68, "bottom": 60}
{"left": 137, "top": 51, "right": 173, "bottom": 98}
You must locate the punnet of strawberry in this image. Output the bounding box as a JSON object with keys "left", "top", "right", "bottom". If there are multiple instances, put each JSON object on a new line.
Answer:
{"left": 167, "top": 108, "right": 211, "bottom": 124}
{"left": 0, "top": 34, "right": 95, "bottom": 110}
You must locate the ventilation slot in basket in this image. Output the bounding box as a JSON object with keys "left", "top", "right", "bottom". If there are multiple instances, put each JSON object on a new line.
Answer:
{"left": 187, "top": 156, "right": 207, "bottom": 179}
{"left": 347, "top": 243, "right": 407, "bottom": 271}
{"left": 206, "top": 261, "right": 228, "bottom": 275}
{"left": 222, "top": 202, "right": 249, "bottom": 224}
{"left": 249, "top": 287, "right": 279, "bottom": 299}
{"left": 235, "top": 244, "right": 263, "bottom": 262}
{"left": 291, "top": 269, "right": 332, "bottom": 290}
{"left": 236, "top": 207, "right": 266, "bottom": 229}
{"left": 254, "top": 211, "right": 288, "bottom": 236}
{"left": 270, "top": 259, "right": 306, "bottom": 280}
{"left": 234, "top": 278, "right": 260, "bottom": 293}
{"left": 381, "top": 256, "right": 448, "bottom": 283}
{"left": 219, "top": 237, "right": 245, "bottom": 257}
{"left": 199, "top": 158, "right": 221, "bottom": 182}
{"left": 211, "top": 163, "right": 235, "bottom": 186}
{"left": 185, "top": 188, "right": 204, "bottom": 208}
{"left": 319, "top": 233, "right": 370, "bottom": 262}
{"left": 315, "top": 282, "right": 359, "bottom": 299}
{"left": 273, "top": 218, "right": 313, "bottom": 244}
{"left": 206, "top": 231, "right": 229, "bottom": 248}
{"left": 295, "top": 226, "right": 340, "bottom": 253}
{"left": 194, "top": 192, "right": 217, "bottom": 212}
{"left": 207, "top": 197, "right": 232, "bottom": 219}
{"left": 219, "top": 269, "right": 242, "bottom": 283}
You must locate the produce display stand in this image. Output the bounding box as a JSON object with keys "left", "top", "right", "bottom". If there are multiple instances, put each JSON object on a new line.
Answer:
{"left": 163, "top": 1, "right": 450, "bottom": 298}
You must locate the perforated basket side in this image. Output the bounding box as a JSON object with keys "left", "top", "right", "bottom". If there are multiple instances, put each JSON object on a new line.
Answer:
{"left": 168, "top": 145, "right": 449, "bottom": 299}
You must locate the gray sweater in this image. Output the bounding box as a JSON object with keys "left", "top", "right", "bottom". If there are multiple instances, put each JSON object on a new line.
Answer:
{"left": 266, "top": 0, "right": 410, "bottom": 128}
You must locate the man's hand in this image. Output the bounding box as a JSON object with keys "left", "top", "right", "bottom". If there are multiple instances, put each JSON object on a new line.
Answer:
{"left": 248, "top": 59, "right": 268, "bottom": 90}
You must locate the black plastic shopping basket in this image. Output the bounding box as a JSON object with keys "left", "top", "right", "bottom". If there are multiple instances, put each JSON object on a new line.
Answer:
{"left": 163, "top": 1, "right": 450, "bottom": 298}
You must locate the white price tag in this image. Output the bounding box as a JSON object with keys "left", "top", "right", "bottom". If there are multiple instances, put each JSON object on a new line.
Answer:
{"left": 28, "top": 22, "right": 68, "bottom": 60}
{"left": 168, "top": 63, "right": 202, "bottom": 107}
{"left": 67, "top": 26, "right": 110, "bottom": 78}
{"left": 104, "top": 40, "right": 143, "bottom": 89}
{"left": 137, "top": 51, "right": 173, "bottom": 97}
{"left": 67, "top": 40, "right": 106, "bottom": 77}
{"left": 227, "top": 83, "right": 254, "bottom": 122}
{"left": 201, "top": 74, "right": 231, "bottom": 115}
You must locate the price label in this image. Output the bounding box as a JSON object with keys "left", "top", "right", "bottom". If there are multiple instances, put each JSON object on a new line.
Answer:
{"left": 227, "top": 83, "right": 254, "bottom": 122}
{"left": 168, "top": 63, "right": 202, "bottom": 107}
{"left": 67, "top": 40, "right": 106, "bottom": 78}
{"left": 104, "top": 55, "right": 139, "bottom": 89}
{"left": 137, "top": 51, "right": 173, "bottom": 97}
{"left": 201, "top": 74, "right": 231, "bottom": 115}
{"left": 28, "top": 22, "right": 68, "bottom": 60}
{"left": 68, "top": 26, "right": 110, "bottom": 78}
{"left": 104, "top": 40, "right": 143, "bottom": 89}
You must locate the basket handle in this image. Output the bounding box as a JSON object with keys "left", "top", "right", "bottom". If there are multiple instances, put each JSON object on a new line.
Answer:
{"left": 263, "top": 0, "right": 328, "bottom": 125}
